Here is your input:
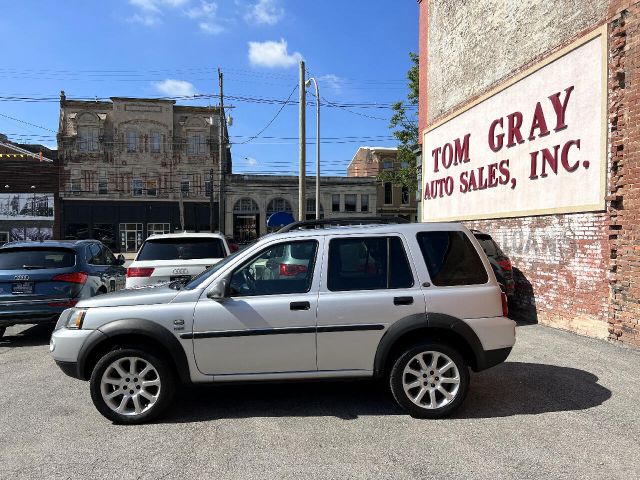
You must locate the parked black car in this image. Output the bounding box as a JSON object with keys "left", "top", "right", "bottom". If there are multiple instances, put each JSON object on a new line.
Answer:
{"left": 0, "top": 240, "right": 126, "bottom": 338}
{"left": 472, "top": 231, "right": 515, "bottom": 297}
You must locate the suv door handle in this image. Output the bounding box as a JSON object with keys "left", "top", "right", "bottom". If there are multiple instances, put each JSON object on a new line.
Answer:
{"left": 290, "top": 301, "right": 311, "bottom": 311}
{"left": 393, "top": 296, "right": 414, "bottom": 306}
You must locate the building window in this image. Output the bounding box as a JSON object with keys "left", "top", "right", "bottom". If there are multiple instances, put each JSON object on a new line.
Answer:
{"left": 147, "top": 223, "right": 170, "bottom": 237}
{"left": 71, "top": 179, "right": 81, "bottom": 196}
{"left": 205, "top": 180, "right": 212, "bottom": 197}
{"left": 344, "top": 194, "right": 357, "bottom": 212}
{"left": 361, "top": 194, "right": 369, "bottom": 212}
{"left": 382, "top": 160, "right": 393, "bottom": 170}
{"left": 400, "top": 161, "right": 409, "bottom": 169}
{"left": 306, "top": 198, "right": 324, "bottom": 220}
{"left": 127, "top": 131, "right": 138, "bottom": 153}
{"left": 401, "top": 185, "right": 410, "bottom": 205}
{"left": 332, "top": 194, "right": 340, "bottom": 212}
{"left": 131, "top": 178, "right": 143, "bottom": 197}
{"left": 187, "top": 133, "right": 204, "bottom": 155}
{"left": 266, "top": 197, "right": 293, "bottom": 216}
{"left": 0, "top": 231, "right": 8, "bottom": 245}
{"left": 119, "top": 223, "right": 143, "bottom": 253}
{"left": 234, "top": 197, "right": 259, "bottom": 213}
{"left": 98, "top": 171, "right": 108, "bottom": 195}
{"left": 78, "top": 127, "right": 99, "bottom": 152}
{"left": 181, "top": 180, "right": 190, "bottom": 197}
{"left": 146, "top": 179, "right": 158, "bottom": 197}
{"left": 384, "top": 182, "right": 393, "bottom": 205}
{"left": 150, "top": 131, "right": 161, "bottom": 153}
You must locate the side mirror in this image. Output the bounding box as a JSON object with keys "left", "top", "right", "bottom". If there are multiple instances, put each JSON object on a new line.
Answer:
{"left": 207, "top": 277, "right": 229, "bottom": 300}
{"left": 117, "top": 254, "right": 126, "bottom": 265}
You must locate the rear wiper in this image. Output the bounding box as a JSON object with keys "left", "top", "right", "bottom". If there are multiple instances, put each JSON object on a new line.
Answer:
{"left": 22, "top": 265, "right": 45, "bottom": 270}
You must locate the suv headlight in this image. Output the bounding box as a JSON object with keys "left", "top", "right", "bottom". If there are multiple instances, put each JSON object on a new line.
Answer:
{"left": 65, "top": 309, "right": 88, "bottom": 330}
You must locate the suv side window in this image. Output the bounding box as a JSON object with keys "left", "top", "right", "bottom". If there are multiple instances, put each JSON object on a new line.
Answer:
{"left": 327, "top": 236, "right": 413, "bottom": 292}
{"left": 229, "top": 240, "right": 318, "bottom": 297}
{"left": 102, "top": 246, "right": 117, "bottom": 266}
{"left": 416, "top": 231, "right": 488, "bottom": 286}
{"left": 87, "top": 244, "right": 103, "bottom": 265}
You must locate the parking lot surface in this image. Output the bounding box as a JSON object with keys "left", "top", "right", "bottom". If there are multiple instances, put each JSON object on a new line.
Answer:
{"left": 1, "top": 322, "right": 639, "bottom": 479}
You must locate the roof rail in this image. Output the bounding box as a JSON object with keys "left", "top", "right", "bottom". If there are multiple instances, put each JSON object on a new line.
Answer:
{"left": 277, "top": 216, "right": 410, "bottom": 233}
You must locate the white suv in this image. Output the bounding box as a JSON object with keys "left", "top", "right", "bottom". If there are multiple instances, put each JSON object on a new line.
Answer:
{"left": 125, "top": 232, "right": 230, "bottom": 288}
{"left": 50, "top": 219, "right": 515, "bottom": 424}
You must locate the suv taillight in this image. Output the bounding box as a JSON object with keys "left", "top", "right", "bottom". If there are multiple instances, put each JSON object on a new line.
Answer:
{"left": 52, "top": 272, "right": 88, "bottom": 284}
{"left": 501, "top": 291, "right": 509, "bottom": 317}
{"left": 497, "top": 258, "right": 512, "bottom": 272}
{"left": 279, "top": 264, "right": 307, "bottom": 276}
{"left": 127, "top": 267, "right": 155, "bottom": 278}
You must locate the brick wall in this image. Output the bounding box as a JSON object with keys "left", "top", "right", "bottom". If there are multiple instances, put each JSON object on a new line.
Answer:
{"left": 607, "top": 1, "right": 640, "bottom": 346}
{"left": 466, "top": 214, "right": 611, "bottom": 339}
{"left": 419, "top": 0, "right": 640, "bottom": 346}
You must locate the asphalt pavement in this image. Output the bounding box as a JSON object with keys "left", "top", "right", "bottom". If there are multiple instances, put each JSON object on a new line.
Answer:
{"left": 0, "top": 322, "right": 638, "bottom": 479}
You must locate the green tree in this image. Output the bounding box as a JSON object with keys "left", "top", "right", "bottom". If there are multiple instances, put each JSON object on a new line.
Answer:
{"left": 377, "top": 52, "right": 419, "bottom": 192}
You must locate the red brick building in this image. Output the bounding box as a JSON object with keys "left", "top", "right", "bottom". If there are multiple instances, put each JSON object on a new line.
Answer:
{"left": 418, "top": 0, "right": 640, "bottom": 346}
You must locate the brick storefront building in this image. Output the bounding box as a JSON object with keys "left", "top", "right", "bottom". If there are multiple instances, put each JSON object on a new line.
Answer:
{"left": 418, "top": 0, "right": 640, "bottom": 346}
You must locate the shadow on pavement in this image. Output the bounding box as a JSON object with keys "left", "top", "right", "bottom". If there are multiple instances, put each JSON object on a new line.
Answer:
{"left": 161, "top": 361, "right": 611, "bottom": 423}
{"left": 0, "top": 323, "right": 54, "bottom": 348}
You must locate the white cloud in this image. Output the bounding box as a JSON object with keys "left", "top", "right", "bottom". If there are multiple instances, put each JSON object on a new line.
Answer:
{"left": 319, "top": 74, "right": 345, "bottom": 95}
{"left": 248, "top": 38, "right": 302, "bottom": 68}
{"left": 129, "top": 12, "right": 159, "bottom": 25}
{"left": 245, "top": 0, "right": 284, "bottom": 25}
{"left": 154, "top": 79, "right": 197, "bottom": 97}
{"left": 245, "top": 157, "right": 258, "bottom": 167}
{"left": 128, "top": 0, "right": 198, "bottom": 27}
{"left": 185, "top": 2, "right": 225, "bottom": 34}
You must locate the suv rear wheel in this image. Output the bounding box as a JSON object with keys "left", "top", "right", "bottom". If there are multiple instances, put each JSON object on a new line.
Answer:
{"left": 390, "top": 342, "right": 469, "bottom": 418}
{"left": 89, "top": 348, "right": 175, "bottom": 424}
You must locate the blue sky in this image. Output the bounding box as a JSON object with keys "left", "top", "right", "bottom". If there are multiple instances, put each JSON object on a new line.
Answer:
{"left": 0, "top": 0, "right": 418, "bottom": 175}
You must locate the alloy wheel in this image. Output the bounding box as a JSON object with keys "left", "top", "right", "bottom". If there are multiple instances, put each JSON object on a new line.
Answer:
{"left": 100, "top": 356, "right": 161, "bottom": 416}
{"left": 401, "top": 350, "right": 461, "bottom": 409}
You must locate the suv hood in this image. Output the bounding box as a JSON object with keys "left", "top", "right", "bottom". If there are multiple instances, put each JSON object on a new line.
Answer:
{"left": 76, "top": 283, "right": 180, "bottom": 308}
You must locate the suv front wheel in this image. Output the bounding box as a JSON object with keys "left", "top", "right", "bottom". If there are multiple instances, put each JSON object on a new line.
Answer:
{"left": 390, "top": 342, "right": 470, "bottom": 418}
{"left": 89, "top": 348, "right": 175, "bottom": 424}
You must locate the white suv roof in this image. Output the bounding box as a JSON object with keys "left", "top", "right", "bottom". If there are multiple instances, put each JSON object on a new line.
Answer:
{"left": 145, "top": 232, "right": 227, "bottom": 241}
{"left": 270, "top": 222, "right": 466, "bottom": 239}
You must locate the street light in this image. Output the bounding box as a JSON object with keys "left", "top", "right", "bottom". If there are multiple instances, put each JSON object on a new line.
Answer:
{"left": 305, "top": 77, "right": 320, "bottom": 220}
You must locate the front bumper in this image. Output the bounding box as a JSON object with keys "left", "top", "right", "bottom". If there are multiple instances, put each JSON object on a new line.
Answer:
{"left": 54, "top": 360, "right": 81, "bottom": 379}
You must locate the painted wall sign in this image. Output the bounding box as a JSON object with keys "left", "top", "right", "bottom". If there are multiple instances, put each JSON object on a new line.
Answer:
{"left": 421, "top": 27, "right": 607, "bottom": 222}
{"left": 0, "top": 193, "right": 54, "bottom": 221}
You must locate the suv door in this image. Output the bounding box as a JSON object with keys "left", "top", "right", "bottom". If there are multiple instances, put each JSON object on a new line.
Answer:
{"left": 192, "top": 239, "right": 321, "bottom": 375}
{"left": 315, "top": 234, "right": 426, "bottom": 371}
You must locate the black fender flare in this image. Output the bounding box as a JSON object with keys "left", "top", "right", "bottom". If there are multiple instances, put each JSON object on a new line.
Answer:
{"left": 373, "top": 312, "right": 485, "bottom": 376}
{"left": 77, "top": 318, "right": 191, "bottom": 383}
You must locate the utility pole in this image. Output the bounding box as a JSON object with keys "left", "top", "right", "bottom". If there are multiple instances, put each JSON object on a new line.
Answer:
{"left": 218, "top": 68, "right": 225, "bottom": 234}
{"left": 299, "top": 61, "right": 306, "bottom": 221}
{"left": 305, "top": 77, "right": 320, "bottom": 220}
{"left": 208, "top": 168, "right": 214, "bottom": 232}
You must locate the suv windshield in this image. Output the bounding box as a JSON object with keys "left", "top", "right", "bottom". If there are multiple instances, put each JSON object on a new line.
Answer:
{"left": 0, "top": 247, "right": 76, "bottom": 270}
{"left": 136, "top": 238, "right": 226, "bottom": 261}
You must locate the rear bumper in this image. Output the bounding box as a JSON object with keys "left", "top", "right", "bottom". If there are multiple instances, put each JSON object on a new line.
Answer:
{"left": 0, "top": 309, "right": 62, "bottom": 327}
{"left": 475, "top": 346, "right": 513, "bottom": 371}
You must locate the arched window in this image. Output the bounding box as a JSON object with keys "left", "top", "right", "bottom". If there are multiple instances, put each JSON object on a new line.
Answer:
{"left": 266, "top": 197, "right": 292, "bottom": 216}
{"left": 77, "top": 112, "right": 100, "bottom": 153}
{"left": 233, "top": 197, "right": 260, "bottom": 214}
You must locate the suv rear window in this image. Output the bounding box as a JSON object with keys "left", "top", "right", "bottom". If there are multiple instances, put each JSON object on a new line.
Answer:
{"left": 474, "top": 233, "right": 503, "bottom": 257}
{"left": 136, "top": 238, "right": 226, "bottom": 261}
{"left": 416, "top": 231, "right": 488, "bottom": 286}
{"left": 0, "top": 248, "right": 76, "bottom": 270}
{"left": 327, "top": 236, "right": 413, "bottom": 291}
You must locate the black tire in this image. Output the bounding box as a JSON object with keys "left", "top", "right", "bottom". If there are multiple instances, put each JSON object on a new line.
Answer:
{"left": 89, "top": 348, "right": 175, "bottom": 424}
{"left": 0, "top": 326, "right": 5, "bottom": 338}
{"left": 389, "top": 342, "right": 470, "bottom": 419}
